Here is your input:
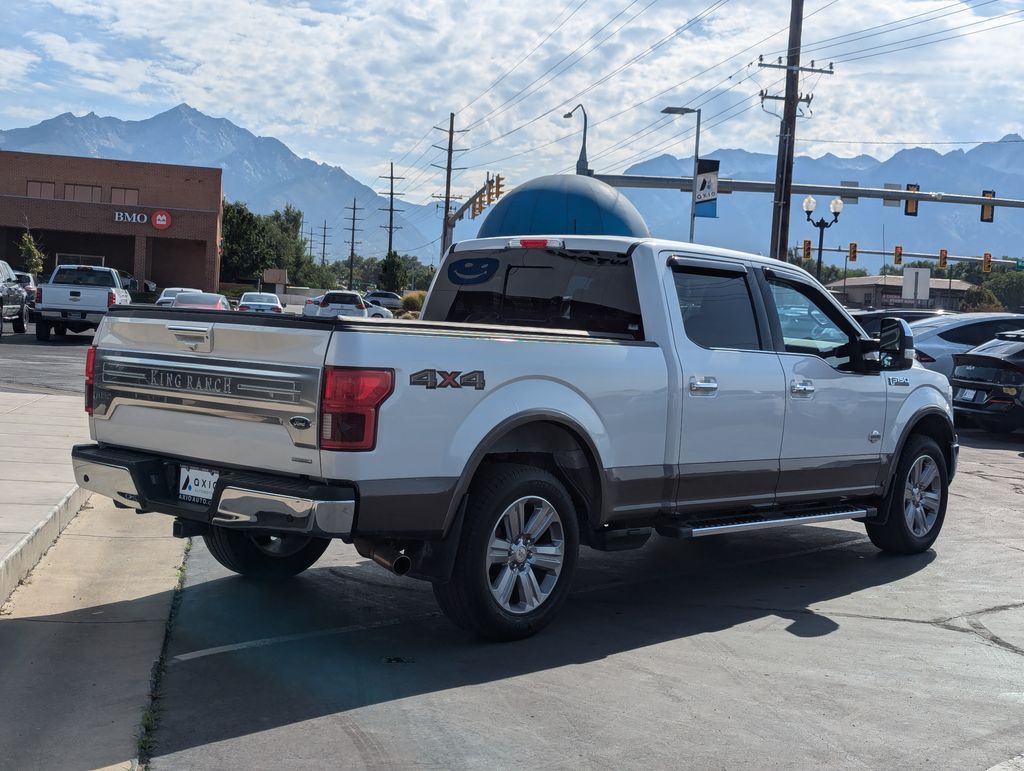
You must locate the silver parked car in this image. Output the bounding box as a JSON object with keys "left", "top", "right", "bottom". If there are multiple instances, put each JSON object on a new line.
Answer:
{"left": 910, "top": 312, "right": 1024, "bottom": 378}
{"left": 365, "top": 298, "right": 394, "bottom": 318}
{"left": 302, "top": 291, "right": 368, "bottom": 318}
{"left": 237, "top": 292, "right": 284, "bottom": 313}
{"left": 156, "top": 287, "right": 201, "bottom": 307}
{"left": 364, "top": 290, "right": 403, "bottom": 311}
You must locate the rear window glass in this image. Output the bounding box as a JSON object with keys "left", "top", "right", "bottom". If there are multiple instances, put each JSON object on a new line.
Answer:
{"left": 325, "top": 293, "right": 360, "bottom": 304}
{"left": 242, "top": 293, "right": 278, "bottom": 303}
{"left": 953, "top": 362, "right": 1024, "bottom": 385}
{"left": 175, "top": 293, "right": 221, "bottom": 304}
{"left": 424, "top": 248, "right": 644, "bottom": 339}
{"left": 52, "top": 267, "right": 115, "bottom": 287}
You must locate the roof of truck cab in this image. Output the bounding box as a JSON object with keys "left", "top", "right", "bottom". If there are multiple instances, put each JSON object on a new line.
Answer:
{"left": 452, "top": 236, "right": 810, "bottom": 275}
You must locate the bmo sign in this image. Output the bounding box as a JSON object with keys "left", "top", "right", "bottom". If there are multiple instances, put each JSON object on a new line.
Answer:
{"left": 113, "top": 209, "right": 173, "bottom": 230}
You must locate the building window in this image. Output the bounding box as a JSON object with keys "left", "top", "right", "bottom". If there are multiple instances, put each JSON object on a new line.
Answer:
{"left": 64, "top": 184, "right": 102, "bottom": 203}
{"left": 110, "top": 187, "right": 139, "bottom": 205}
{"left": 27, "top": 181, "right": 56, "bottom": 199}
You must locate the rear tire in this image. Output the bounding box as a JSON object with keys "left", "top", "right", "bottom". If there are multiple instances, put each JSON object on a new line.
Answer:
{"left": 203, "top": 526, "right": 330, "bottom": 579}
{"left": 432, "top": 463, "right": 580, "bottom": 641}
{"left": 866, "top": 435, "right": 948, "bottom": 554}
{"left": 12, "top": 303, "right": 27, "bottom": 333}
{"left": 35, "top": 322, "right": 50, "bottom": 342}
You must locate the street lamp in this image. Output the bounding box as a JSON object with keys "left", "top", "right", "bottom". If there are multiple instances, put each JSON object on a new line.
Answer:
{"left": 564, "top": 104, "right": 590, "bottom": 176}
{"left": 662, "top": 106, "right": 701, "bottom": 242}
{"left": 803, "top": 195, "right": 843, "bottom": 281}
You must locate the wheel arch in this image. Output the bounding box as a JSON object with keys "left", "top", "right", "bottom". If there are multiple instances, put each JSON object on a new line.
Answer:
{"left": 881, "top": 407, "right": 956, "bottom": 496}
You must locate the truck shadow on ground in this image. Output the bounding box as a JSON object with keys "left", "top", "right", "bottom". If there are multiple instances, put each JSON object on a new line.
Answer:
{"left": 11, "top": 525, "right": 936, "bottom": 763}
{"left": 956, "top": 427, "right": 1022, "bottom": 452}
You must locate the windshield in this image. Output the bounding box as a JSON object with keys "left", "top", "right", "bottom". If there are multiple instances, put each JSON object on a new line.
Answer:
{"left": 52, "top": 267, "right": 115, "bottom": 287}
{"left": 424, "top": 247, "right": 643, "bottom": 339}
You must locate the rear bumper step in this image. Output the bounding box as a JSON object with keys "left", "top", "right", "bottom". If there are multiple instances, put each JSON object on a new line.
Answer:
{"left": 656, "top": 504, "right": 875, "bottom": 539}
{"left": 72, "top": 443, "right": 355, "bottom": 538}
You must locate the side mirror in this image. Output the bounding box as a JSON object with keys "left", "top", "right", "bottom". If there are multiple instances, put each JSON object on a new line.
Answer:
{"left": 878, "top": 317, "right": 915, "bottom": 371}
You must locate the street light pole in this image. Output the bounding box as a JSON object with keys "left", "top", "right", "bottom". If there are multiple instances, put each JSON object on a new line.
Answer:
{"left": 662, "top": 106, "right": 701, "bottom": 242}
{"left": 564, "top": 104, "right": 590, "bottom": 175}
{"left": 802, "top": 195, "right": 844, "bottom": 281}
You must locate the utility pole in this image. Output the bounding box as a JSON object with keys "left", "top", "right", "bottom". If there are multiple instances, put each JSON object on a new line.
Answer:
{"left": 378, "top": 162, "right": 404, "bottom": 255}
{"left": 432, "top": 113, "right": 468, "bottom": 259}
{"left": 345, "top": 197, "right": 363, "bottom": 290}
{"left": 761, "top": 0, "right": 833, "bottom": 261}
{"left": 318, "top": 220, "right": 332, "bottom": 266}
{"left": 307, "top": 226, "right": 315, "bottom": 259}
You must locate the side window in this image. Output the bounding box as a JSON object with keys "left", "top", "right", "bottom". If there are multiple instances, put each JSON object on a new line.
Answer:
{"left": 768, "top": 278, "right": 855, "bottom": 368}
{"left": 940, "top": 322, "right": 1009, "bottom": 346}
{"left": 673, "top": 267, "right": 762, "bottom": 351}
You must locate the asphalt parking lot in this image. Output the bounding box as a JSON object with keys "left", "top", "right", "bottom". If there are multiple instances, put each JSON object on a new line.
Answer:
{"left": 3, "top": 325, "right": 1022, "bottom": 769}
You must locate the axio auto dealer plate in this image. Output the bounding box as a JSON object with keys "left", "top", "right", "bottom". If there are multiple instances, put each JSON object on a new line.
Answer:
{"left": 959, "top": 388, "right": 977, "bottom": 402}
{"left": 179, "top": 466, "right": 220, "bottom": 504}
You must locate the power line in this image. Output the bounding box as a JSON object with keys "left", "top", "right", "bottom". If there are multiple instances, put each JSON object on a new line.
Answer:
{"left": 796, "top": 136, "right": 1024, "bottom": 146}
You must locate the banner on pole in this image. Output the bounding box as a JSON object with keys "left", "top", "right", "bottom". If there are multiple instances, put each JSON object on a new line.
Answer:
{"left": 694, "top": 158, "right": 719, "bottom": 219}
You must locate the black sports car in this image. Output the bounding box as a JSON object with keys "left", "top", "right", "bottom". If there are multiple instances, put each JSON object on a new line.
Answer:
{"left": 951, "top": 331, "right": 1024, "bottom": 435}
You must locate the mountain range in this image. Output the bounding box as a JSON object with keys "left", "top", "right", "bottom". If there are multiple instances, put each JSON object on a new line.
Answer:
{"left": 1, "top": 105, "right": 1021, "bottom": 274}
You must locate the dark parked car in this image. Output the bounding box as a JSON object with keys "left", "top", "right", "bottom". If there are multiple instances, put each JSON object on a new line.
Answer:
{"left": 0, "top": 260, "right": 29, "bottom": 335}
{"left": 849, "top": 308, "right": 955, "bottom": 337}
{"left": 950, "top": 330, "right": 1024, "bottom": 434}
{"left": 14, "top": 272, "right": 37, "bottom": 320}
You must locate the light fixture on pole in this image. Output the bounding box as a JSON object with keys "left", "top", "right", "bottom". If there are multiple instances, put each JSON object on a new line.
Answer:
{"left": 662, "top": 106, "right": 701, "bottom": 242}
{"left": 564, "top": 104, "right": 590, "bottom": 176}
{"left": 803, "top": 195, "right": 844, "bottom": 281}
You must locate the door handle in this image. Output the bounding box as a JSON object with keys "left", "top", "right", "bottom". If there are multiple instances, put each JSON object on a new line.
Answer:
{"left": 790, "top": 379, "right": 815, "bottom": 396}
{"left": 689, "top": 376, "right": 718, "bottom": 394}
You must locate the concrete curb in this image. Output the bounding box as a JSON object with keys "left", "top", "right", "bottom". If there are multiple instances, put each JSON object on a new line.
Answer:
{"left": 0, "top": 485, "right": 91, "bottom": 604}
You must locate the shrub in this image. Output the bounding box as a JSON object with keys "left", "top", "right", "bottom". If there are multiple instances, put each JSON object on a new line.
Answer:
{"left": 960, "top": 285, "right": 1004, "bottom": 312}
{"left": 129, "top": 291, "right": 159, "bottom": 304}
{"left": 402, "top": 291, "right": 425, "bottom": 312}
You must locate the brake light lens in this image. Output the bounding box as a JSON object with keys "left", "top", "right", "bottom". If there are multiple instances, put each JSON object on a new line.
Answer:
{"left": 320, "top": 367, "right": 394, "bottom": 451}
{"left": 35, "top": 287, "right": 42, "bottom": 304}
{"left": 305, "top": 298, "right": 316, "bottom": 305}
{"left": 320, "top": 299, "right": 330, "bottom": 307}
{"left": 272, "top": 306, "right": 282, "bottom": 313}
{"left": 915, "top": 350, "right": 936, "bottom": 363}
{"left": 238, "top": 304, "right": 250, "bottom": 312}
{"left": 107, "top": 289, "right": 116, "bottom": 307}
{"left": 355, "top": 302, "right": 367, "bottom": 310}
{"left": 507, "top": 238, "right": 564, "bottom": 249}
{"left": 85, "top": 345, "right": 97, "bottom": 415}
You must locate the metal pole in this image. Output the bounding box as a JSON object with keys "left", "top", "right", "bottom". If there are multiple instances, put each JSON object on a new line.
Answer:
{"left": 440, "top": 113, "right": 455, "bottom": 255}
{"left": 816, "top": 221, "right": 825, "bottom": 281}
{"left": 577, "top": 108, "right": 589, "bottom": 175}
{"left": 689, "top": 109, "right": 701, "bottom": 242}
{"left": 348, "top": 197, "right": 357, "bottom": 290}
{"left": 843, "top": 252, "right": 848, "bottom": 299}
{"left": 387, "top": 162, "right": 395, "bottom": 255}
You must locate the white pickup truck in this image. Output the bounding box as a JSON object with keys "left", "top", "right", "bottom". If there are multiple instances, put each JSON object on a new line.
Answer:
{"left": 72, "top": 235, "right": 957, "bottom": 640}
{"left": 35, "top": 264, "right": 132, "bottom": 341}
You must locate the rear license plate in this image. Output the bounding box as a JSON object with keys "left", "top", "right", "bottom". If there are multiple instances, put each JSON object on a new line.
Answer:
{"left": 958, "top": 388, "right": 976, "bottom": 401}
{"left": 178, "top": 466, "right": 220, "bottom": 504}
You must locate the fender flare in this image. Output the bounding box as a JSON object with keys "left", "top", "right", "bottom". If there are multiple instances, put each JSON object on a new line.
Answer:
{"left": 879, "top": 406, "right": 956, "bottom": 498}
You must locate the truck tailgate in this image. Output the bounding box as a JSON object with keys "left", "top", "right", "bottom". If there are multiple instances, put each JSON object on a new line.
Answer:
{"left": 91, "top": 309, "right": 331, "bottom": 477}
{"left": 42, "top": 285, "right": 110, "bottom": 312}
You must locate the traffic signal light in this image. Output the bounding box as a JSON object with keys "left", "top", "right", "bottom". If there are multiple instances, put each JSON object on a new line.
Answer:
{"left": 983, "top": 252, "right": 992, "bottom": 273}
{"left": 894, "top": 245, "right": 903, "bottom": 265}
{"left": 981, "top": 190, "right": 995, "bottom": 223}
{"left": 493, "top": 174, "right": 505, "bottom": 199}
{"left": 938, "top": 248, "right": 948, "bottom": 270}
{"left": 904, "top": 183, "right": 919, "bottom": 217}
{"left": 848, "top": 242, "right": 857, "bottom": 262}
{"left": 485, "top": 178, "right": 494, "bottom": 205}
{"left": 470, "top": 195, "right": 482, "bottom": 219}
{"left": 802, "top": 239, "right": 812, "bottom": 260}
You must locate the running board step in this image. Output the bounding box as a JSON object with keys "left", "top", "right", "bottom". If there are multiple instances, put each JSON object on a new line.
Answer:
{"left": 656, "top": 504, "right": 876, "bottom": 539}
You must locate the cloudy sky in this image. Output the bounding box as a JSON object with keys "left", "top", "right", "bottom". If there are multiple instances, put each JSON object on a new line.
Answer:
{"left": 2, "top": 0, "right": 1023, "bottom": 205}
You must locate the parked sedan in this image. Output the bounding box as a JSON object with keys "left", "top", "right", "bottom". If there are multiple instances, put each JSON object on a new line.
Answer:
{"left": 237, "top": 292, "right": 284, "bottom": 313}
{"left": 157, "top": 287, "right": 201, "bottom": 307}
{"left": 910, "top": 312, "right": 1024, "bottom": 378}
{"left": 364, "top": 290, "right": 403, "bottom": 311}
{"left": 302, "top": 291, "right": 368, "bottom": 318}
{"left": 850, "top": 308, "right": 955, "bottom": 338}
{"left": 14, "top": 272, "right": 37, "bottom": 320}
{"left": 365, "top": 298, "right": 394, "bottom": 318}
{"left": 951, "top": 331, "right": 1024, "bottom": 434}
{"left": 171, "top": 292, "right": 232, "bottom": 311}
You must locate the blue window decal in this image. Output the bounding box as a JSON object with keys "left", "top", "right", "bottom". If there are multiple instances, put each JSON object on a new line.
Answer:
{"left": 448, "top": 257, "right": 499, "bottom": 285}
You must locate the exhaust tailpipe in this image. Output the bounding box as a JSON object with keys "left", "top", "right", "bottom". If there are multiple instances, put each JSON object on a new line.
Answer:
{"left": 354, "top": 539, "right": 411, "bottom": 576}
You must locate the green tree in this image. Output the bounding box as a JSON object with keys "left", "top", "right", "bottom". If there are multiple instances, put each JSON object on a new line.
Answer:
{"left": 220, "top": 200, "right": 275, "bottom": 282}
{"left": 19, "top": 230, "right": 45, "bottom": 276}
{"left": 378, "top": 250, "right": 408, "bottom": 293}
{"left": 984, "top": 271, "right": 1024, "bottom": 312}
{"left": 960, "top": 285, "right": 1003, "bottom": 312}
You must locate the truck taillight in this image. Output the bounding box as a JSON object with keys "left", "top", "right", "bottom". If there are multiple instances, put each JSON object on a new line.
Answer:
{"left": 35, "top": 287, "right": 42, "bottom": 304}
{"left": 107, "top": 289, "right": 116, "bottom": 307}
{"left": 85, "top": 345, "right": 97, "bottom": 415}
{"left": 320, "top": 367, "right": 394, "bottom": 451}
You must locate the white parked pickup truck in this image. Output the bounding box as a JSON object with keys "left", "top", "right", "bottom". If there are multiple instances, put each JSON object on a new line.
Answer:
{"left": 35, "top": 265, "right": 132, "bottom": 341}
{"left": 72, "top": 236, "right": 957, "bottom": 640}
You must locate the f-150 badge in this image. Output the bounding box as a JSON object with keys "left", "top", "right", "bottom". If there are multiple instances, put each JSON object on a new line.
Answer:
{"left": 888, "top": 376, "right": 910, "bottom": 386}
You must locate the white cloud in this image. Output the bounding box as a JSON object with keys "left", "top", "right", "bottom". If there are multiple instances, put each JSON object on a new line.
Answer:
{"left": 0, "top": 48, "right": 40, "bottom": 89}
{"left": 16, "top": 0, "right": 1024, "bottom": 200}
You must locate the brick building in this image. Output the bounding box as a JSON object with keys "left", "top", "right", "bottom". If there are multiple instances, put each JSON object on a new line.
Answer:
{"left": 0, "top": 151, "right": 222, "bottom": 291}
{"left": 827, "top": 275, "right": 973, "bottom": 311}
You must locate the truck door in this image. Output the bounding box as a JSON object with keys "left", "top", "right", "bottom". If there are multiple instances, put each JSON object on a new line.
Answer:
{"left": 761, "top": 270, "right": 887, "bottom": 502}
{"left": 668, "top": 257, "right": 786, "bottom": 512}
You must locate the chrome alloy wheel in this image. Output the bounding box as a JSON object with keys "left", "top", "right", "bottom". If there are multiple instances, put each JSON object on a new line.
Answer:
{"left": 903, "top": 455, "right": 941, "bottom": 537}
{"left": 486, "top": 496, "right": 565, "bottom": 615}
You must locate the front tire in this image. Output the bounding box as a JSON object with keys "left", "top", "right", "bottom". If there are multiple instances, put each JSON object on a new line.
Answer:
{"left": 433, "top": 463, "right": 580, "bottom": 641}
{"left": 866, "top": 435, "right": 948, "bottom": 554}
{"left": 203, "top": 526, "right": 330, "bottom": 579}
{"left": 13, "top": 303, "right": 27, "bottom": 333}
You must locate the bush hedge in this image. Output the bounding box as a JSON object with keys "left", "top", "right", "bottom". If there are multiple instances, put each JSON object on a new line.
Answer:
{"left": 402, "top": 291, "right": 426, "bottom": 312}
